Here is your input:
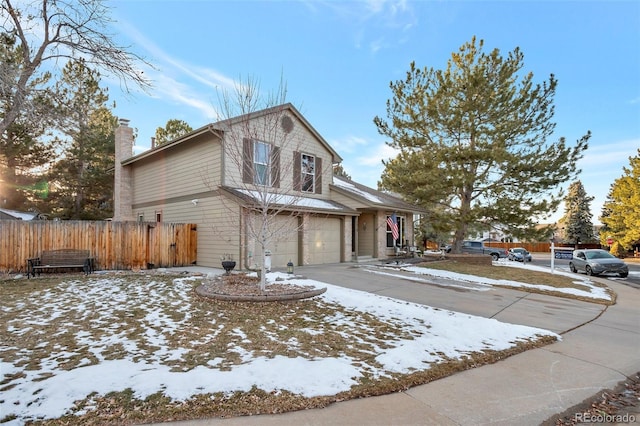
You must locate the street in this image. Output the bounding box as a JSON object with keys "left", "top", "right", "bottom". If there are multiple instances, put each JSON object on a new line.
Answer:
{"left": 527, "top": 252, "right": 640, "bottom": 289}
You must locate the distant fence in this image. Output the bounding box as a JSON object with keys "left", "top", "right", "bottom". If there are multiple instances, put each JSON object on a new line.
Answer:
{"left": 423, "top": 241, "right": 602, "bottom": 253}
{"left": 483, "top": 242, "right": 602, "bottom": 252}
{"left": 0, "top": 221, "right": 197, "bottom": 274}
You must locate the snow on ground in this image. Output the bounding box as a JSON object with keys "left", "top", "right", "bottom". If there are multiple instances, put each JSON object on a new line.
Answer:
{"left": 368, "top": 259, "right": 612, "bottom": 301}
{"left": 1, "top": 272, "right": 559, "bottom": 424}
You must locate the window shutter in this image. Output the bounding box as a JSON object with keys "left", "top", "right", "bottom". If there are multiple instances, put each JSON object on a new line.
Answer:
{"left": 271, "top": 146, "right": 280, "bottom": 188}
{"left": 243, "top": 138, "right": 253, "bottom": 184}
{"left": 293, "top": 151, "right": 301, "bottom": 191}
{"left": 315, "top": 157, "right": 322, "bottom": 194}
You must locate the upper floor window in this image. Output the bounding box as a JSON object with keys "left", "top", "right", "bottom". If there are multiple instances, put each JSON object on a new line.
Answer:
{"left": 301, "top": 154, "right": 315, "bottom": 192}
{"left": 254, "top": 141, "right": 271, "bottom": 186}
{"left": 293, "top": 151, "right": 322, "bottom": 194}
{"left": 243, "top": 138, "right": 280, "bottom": 188}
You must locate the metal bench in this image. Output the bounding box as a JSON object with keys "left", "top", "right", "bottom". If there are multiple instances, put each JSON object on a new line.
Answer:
{"left": 27, "top": 249, "right": 94, "bottom": 278}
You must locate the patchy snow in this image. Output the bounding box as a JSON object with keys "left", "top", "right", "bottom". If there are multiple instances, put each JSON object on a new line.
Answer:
{"left": 370, "top": 259, "right": 612, "bottom": 301}
{"left": 332, "top": 176, "right": 384, "bottom": 204}
{"left": 1, "top": 272, "right": 558, "bottom": 424}
{"left": 236, "top": 189, "right": 344, "bottom": 210}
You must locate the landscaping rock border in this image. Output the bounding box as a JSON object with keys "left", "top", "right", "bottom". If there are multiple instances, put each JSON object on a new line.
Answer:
{"left": 195, "top": 284, "right": 327, "bottom": 302}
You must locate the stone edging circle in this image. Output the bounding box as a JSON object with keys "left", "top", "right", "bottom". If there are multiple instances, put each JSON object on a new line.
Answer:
{"left": 195, "top": 284, "right": 327, "bottom": 302}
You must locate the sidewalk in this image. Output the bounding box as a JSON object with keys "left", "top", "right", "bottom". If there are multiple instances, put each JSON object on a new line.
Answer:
{"left": 160, "top": 263, "right": 640, "bottom": 425}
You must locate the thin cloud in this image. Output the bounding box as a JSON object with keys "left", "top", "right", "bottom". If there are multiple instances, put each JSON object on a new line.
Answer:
{"left": 578, "top": 139, "right": 639, "bottom": 169}
{"left": 330, "top": 135, "right": 369, "bottom": 154}
{"left": 114, "top": 18, "right": 235, "bottom": 117}
{"left": 356, "top": 142, "right": 398, "bottom": 166}
{"left": 304, "top": 0, "right": 416, "bottom": 53}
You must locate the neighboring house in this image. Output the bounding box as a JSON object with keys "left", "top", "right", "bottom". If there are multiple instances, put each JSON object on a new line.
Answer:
{"left": 113, "top": 103, "right": 422, "bottom": 269}
{"left": 0, "top": 208, "right": 39, "bottom": 221}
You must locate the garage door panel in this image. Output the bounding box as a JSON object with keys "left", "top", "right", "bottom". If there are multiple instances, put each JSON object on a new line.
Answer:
{"left": 308, "top": 217, "right": 341, "bottom": 264}
{"left": 269, "top": 216, "right": 298, "bottom": 268}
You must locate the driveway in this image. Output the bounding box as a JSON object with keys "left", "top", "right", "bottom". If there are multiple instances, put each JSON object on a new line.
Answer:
{"left": 296, "top": 262, "right": 605, "bottom": 334}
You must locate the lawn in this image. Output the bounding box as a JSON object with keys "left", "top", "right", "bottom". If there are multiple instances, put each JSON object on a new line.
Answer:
{"left": 375, "top": 258, "right": 616, "bottom": 305}
{"left": 0, "top": 269, "right": 560, "bottom": 425}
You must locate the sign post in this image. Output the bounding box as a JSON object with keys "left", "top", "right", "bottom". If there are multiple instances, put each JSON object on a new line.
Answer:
{"left": 550, "top": 238, "right": 555, "bottom": 274}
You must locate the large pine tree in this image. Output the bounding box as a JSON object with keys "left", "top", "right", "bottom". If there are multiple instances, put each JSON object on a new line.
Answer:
{"left": 374, "top": 37, "right": 589, "bottom": 252}
{"left": 0, "top": 33, "right": 56, "bottom": 211}
{"left": 559, "top": 180, "right": 595, "bottom": 246}
{"left": 154, "top": 119, "right": 193, "bottom": 146}
{"left": 48, "top": 60, "right": 116, "bottom": 219}
{"left": 600, "top": 149, "right": 640, "bottom": 253}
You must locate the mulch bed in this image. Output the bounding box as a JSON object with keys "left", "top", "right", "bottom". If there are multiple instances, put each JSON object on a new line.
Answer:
{"left": 196, "top": 273, "right": 326, "bottom": 301}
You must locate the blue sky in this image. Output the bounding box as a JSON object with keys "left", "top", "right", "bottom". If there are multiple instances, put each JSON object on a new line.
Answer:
{"left": 108, "top": 0, "right": 639, "bottom": 224}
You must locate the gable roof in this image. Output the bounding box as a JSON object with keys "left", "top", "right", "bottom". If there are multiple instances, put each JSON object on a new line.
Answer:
{"left": 213, "top": 103, "right": 342, "bottom": 163}
{"left": 122, "top": 103, "right": 342, "bottom": 166}
{"left": 330, "top": 175, "right": 425, "bottom": 213}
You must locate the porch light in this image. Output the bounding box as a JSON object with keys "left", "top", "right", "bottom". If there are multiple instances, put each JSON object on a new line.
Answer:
{"left": 287, "top": 260, "right": 294, "bottom": 274}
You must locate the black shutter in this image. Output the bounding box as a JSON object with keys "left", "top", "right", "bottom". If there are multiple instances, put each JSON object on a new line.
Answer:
{"left": 315, "top": 157, "right": 322, "bottom": 194}
{"left": 243, "top": 138, "right": 253, "bottom": 184}
{"left": 293, "top": 151, "right": 301, "bottom": 191}
{"left": 271, "top": 146, "right": 280, "bottom": 188}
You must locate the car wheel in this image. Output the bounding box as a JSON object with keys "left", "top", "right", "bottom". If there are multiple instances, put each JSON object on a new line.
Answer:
{"left": 491, "top": 253, "right": 499, "bottom": 261}
{"left": 585, "top": 265, "right": 594, "bottom": 276}
{"left": 569, "top": 263, "right": 577, "bottom": 273}
{"left": 619, "top": 272, "right": 628, "bottom": 278}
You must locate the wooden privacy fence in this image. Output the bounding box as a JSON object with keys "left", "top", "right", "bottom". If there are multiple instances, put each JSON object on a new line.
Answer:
{"left": 483, "top": 241, "right": 602, "bottom": 252}
{"left": 0, "top": 221, "right": 197, "bottom": 274}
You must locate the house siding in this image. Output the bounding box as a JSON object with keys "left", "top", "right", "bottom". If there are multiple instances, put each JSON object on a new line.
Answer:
{"left": 131, "top": 135, "right": 221, "bottom": 205}
{"left": 133, "top": 195, "right": 240, "bottom": 269}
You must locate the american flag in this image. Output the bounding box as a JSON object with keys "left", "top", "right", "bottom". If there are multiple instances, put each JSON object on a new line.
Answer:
{"left": 387, "top": 213, "right": 399, "bottom": 242}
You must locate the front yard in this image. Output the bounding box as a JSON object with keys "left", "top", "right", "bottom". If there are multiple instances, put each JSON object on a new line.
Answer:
{"left": 0, "top": 268, "right": 561, "bottom": 425}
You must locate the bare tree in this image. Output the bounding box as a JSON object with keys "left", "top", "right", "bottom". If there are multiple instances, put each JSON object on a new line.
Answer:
{"left": 212, "top": 76, "right": 330, "bottom": 291}
{"left": 0, "top": 0, "right": 152, "bottom": 135}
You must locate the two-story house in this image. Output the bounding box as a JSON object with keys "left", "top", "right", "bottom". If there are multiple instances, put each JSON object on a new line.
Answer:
{"left": 113, "top": 103, "right": 422, "bottom": 270}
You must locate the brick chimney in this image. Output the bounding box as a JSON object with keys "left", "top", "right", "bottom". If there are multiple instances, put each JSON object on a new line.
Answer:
{"left": 114, "top": 118, "right": 134, "bottom": 221}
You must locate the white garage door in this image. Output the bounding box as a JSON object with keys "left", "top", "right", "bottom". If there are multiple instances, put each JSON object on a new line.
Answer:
{"left": 307, "top": 217, "right": 341, "bottom": 264}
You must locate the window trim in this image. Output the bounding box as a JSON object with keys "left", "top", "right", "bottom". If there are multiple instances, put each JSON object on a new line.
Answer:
{"left": 293, "top": 151, "right": 322, "bottom": 194}
{"left": 253, "top": 140, "right": 271, "bottom": 186}
{"left": 301, "top": 153, "right": 315, "bottom": 193}
{"left": 243, "top": 138, "right": 280, "bottom": 188}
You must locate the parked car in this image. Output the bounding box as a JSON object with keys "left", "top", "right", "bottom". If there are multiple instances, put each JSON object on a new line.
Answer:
{"left": 439, "top": 244, "right": 452, "bottom": 253}
{"left": 569, "top": 249, "right": 628, "bottom": 278}
{"left": 508, "top": 247, "right": 532, "bottom": 262}
{"left": 461, "top": 240, "right": 508, "bottom": 261}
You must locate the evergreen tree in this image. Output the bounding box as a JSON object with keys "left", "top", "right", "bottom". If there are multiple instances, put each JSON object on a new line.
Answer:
{"left": 374, "top": 37, "right": 589, "bottom": 252}
{"left": 48, "top": 60, "right": 116, "bottom": 219}
{"left": 600, "top": 149, "right": 640, "bottom": 251}
{"left": 154, "top": 119, "right": 193, "bottom": 145}
{"left": 332, "top": 163, "right": 352, "bottom": 180}
{"left": 560, "top": 180, "right": 595, "bottom": 246}
{"left": 0, "top": 33, "right": 57, "bottom": 211}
